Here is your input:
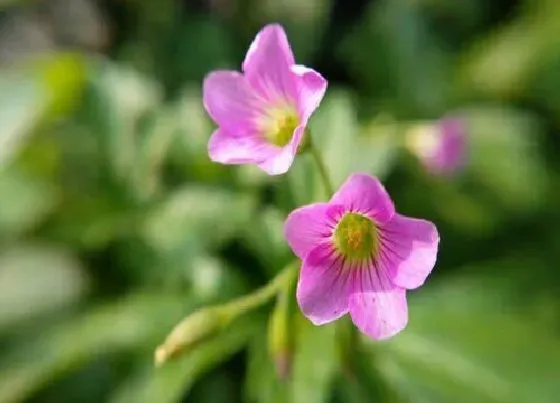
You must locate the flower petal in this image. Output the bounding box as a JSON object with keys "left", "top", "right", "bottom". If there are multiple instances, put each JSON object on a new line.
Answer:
{"left": 284, "top": 203, "right": 341, "bottom": 260}
{"left": 256, "top": 125, "right": 305, "bottom": 175}
{"left": 208, "top": 129, "right": 276, "bottom": 165}
{"left": 380, "top": 214, "right": 439, "bottom": 290}
{"left": 297, "top": 245, "right": 350, "bottom": 325}
{"left": 348, "top": 267, "right": 408, "bottom": 340}
{"left": 203, "top": 70, "right": 264, "bottom": 130}
{"left": 331, "top": 173, "right": 395, "bottom": 223}
{"left": 242, "top": 24, "right": 297, "bottom": 104}
{"left": 291, "top": 65, "right": 327, "bottom": 124}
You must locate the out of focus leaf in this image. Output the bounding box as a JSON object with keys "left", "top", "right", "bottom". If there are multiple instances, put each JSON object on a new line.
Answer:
{"left": 463, "top": 106, "right": 547, "bottom": 211}
{"left": 0, "top": 72, "right": 46, "bottom": 168}
{"left": 373, "top": 271, "right": 560, "bottom": 403}
{"left": 0, "top": 294, "right": 189, "bottom": 403}
{"left": 306, "top": 91, "right": 399, "bottom": 196}
{"left": 245, "top": 329, "right": 288, "bottom": 403}
{"left": 108, "top": 318, "right": 256, "bottom": 403}
{"left": 340, "top": 0, "right": 448, "bottom": 114}
{"left": 290, "top": 314, "right": 338, "bottom": 403}
{"left": 85, "top": 60, "right": 161, "bottom": 183}
{"left": 169, "top": 87, "right": 225, "bottom": 182}
{"left": 133, "top": 106, "right": 179, "bottom": 201}
{"left": 0, "top": 169, "right": 57, "bottom": 237}
{"left": 260, "top": 0, "right": 332, "bottom": 60}
{"left": 246, "top": 314, "right": 338, "bottom": 403}
{"left": 241, "top": 207, "right": 290, "bottom": 276}
{"left": 457, "top": 0, "right": 560, "bottom": 99}
{"left": 0, "top": 244, "right": 88, "bottom": 331}
{"left": 185, "top": 255, "right": 249, "bottom": 303}
{"left": 142, "top": 185, "right": 256, "bottom": 253}
{"left": 0, "top": 53, "right": 87, "bottom": 169}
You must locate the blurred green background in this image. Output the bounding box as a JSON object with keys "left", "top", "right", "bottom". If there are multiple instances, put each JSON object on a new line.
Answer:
{"left": 1, "top": 0, "right": 560, "bottom": 402}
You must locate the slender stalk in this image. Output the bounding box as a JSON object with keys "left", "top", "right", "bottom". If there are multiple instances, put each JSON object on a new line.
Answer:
{"left": 221, "top": 261, "right": 299, "bottom": 320}
{"left": 309, "top": 143, "right": 334, "bottom": 197}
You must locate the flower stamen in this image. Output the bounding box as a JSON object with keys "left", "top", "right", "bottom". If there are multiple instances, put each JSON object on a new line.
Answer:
{"left": 262, "top": 107, "right": 299, "bottom": 147}
{"left": 333, "top": 213, "right": 378, "bottom": 262}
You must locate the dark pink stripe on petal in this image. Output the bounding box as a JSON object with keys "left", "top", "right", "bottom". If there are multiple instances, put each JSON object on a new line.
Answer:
{"left": 379, "top": 214, "right": 439, "bottom": 290}
{"left": 296, "top": 244, "right": 350, "bottom": 325}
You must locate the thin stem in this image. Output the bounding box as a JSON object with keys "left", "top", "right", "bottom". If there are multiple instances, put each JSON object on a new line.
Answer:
{"left": 221, "top": 261, "right": 299, "bottom": 320}
{"left": 310, "top": 143, "right": 334, "bottom": 197}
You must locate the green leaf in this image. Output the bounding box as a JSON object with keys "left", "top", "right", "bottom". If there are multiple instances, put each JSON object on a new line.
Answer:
{"left": 0, "top": 244, "right": 88, "bottom": 332}
{"left": 245, "top": 328, "right": 289, "bottom": 403}
{"left": 456, "top": 1, "right": 560, "bottom": 100}
{"left": 84, "top": 60, "right": 161, "bottom": 183}
{"left": 373, "top": 271, "right": 560, "bottom": 403}
{"left": 108, "top": 318, "right": 256, "bottom": 403}
{"left": 245, "top": 315, "right": 338, "bottom": 403}
{"left": 142, "top": 185, "right": 256, "bottom": 253}
{"left": 0, "top": 169, "right": 57, "bottom": 237}
{"left": 463, "top": 105, "right": 547, "bottom": 211}
{"left": 259, "top": 0, "right": 332, "bottom": 61}
{"left": 0, "top": 294, "right": 189, "bottom": 403}
{"left": 241, "top": 207, "right": 290, "bottom": 276}
{"left": 132, "top": 106, "right": 179, "bottom": 201}
{"left": 292, "top": 90, "right": 399, "bottom": 205}
{"left": 290, "top": 315, "right": 338, "bottom": 403}
{"left": 0, "top": 71, "right": 47, "bottom": 168}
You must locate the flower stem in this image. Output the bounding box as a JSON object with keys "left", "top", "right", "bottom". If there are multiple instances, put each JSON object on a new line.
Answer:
{"left": 309, "top": 143, "right": 334, "bottom": 197}
{"left": 221, "top": 261, "right": 299, "bottom": 321}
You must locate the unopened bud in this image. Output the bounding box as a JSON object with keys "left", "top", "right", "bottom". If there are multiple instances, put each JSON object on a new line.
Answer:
{"left": 267, "top": 290, "right": 294, "bottom": 380}
{"left": 155, "top": 307, "right": 226, "bottom": 366}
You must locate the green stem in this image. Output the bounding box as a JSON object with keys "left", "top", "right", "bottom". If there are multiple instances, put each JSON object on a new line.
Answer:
{"left": 221, "top": 262, "right": 299, "bottom": 320}
{"left": 310, "top": 143, "right": 334, "bottom": 197}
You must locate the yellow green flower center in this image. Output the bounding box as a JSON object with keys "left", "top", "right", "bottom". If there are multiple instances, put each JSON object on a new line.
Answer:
{"left": 262, "top": 107, "right": 299, "bottom": 147}
{"left": 333, "top": 213, "right": 378, "bottom": 261}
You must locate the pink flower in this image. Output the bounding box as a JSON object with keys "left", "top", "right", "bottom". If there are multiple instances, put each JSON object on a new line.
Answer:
{"left": 284, "top": 173, "right": 439, "bottom": 340}
{"left": 202, "top": 24, "right": 327, "bottom": 175}
{"left": 406, "top": 117, "right": 467, "bottom": 175}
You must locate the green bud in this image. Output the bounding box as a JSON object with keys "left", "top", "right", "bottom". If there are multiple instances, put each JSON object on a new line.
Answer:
{"left": 155, "top": 307, "right": 227, "bottom": 366}
{"left": 267, "top": 283, "right": 296, "bottom": 380}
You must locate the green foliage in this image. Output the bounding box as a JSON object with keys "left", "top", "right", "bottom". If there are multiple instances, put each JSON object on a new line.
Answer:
{"left": 0, "top": 0, "right": 559, "bottom": 402}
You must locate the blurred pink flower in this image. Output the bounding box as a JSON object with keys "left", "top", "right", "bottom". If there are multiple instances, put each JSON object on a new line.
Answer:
{"left": 203, "top": 24, "right": 327, "bottom": 175}
{"left": 284, "top": 173, "right": 439, "bottom": 340}
{"left": 406, "top": 117, "right": 467, "bottom": 175}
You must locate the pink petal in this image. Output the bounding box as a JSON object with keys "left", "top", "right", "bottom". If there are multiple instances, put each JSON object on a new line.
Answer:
{"left": 203, "top": 71, "right": 264, "bottom": 130}
{"left": 331, "top": 173, "right": 395, "bottom": 224}
{"left": 208, "top": 129, "right": 277, "bottom": 165}
{"left": 348, "top": 262, "right": 408, "bottom": 340}
{"left": 379, "top": 214, "right": 439, "bottom": 290}
{"left": 290, "top": 65, "right": 327, "bottom": 124}
{"left": 297, "top": 245, "right": 351, "bottom": 325}
{"left": 284, "top": 203, "right": 341, "bottom": 260}
{"left": 434, "top": 117, "right": 467, "bottom": 174}
{"left": 349, "top": 287, "right": 408, "bottom": 340}
{"left": 242, "top": 24, "right": 297, "bottom": 104}
{"left": 256, "top": 125, "right": 305, "bottom": 175}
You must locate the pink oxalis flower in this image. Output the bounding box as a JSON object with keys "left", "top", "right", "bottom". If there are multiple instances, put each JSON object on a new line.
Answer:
{"left": 284, "top": 173, "right": 439, "bottom": 340}
{"left": 406, "top": 117, "right": 467, "bottom": 175}
{"left": 202, "top": 24, "right": 327, "bottom": 175}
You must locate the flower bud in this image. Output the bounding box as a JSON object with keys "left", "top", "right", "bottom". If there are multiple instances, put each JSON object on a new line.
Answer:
{"left": 267, "top": 289, "right": 294, "bottom": 380}
{"left": 155, "top": 307, "right": 226, "bottom": 366}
